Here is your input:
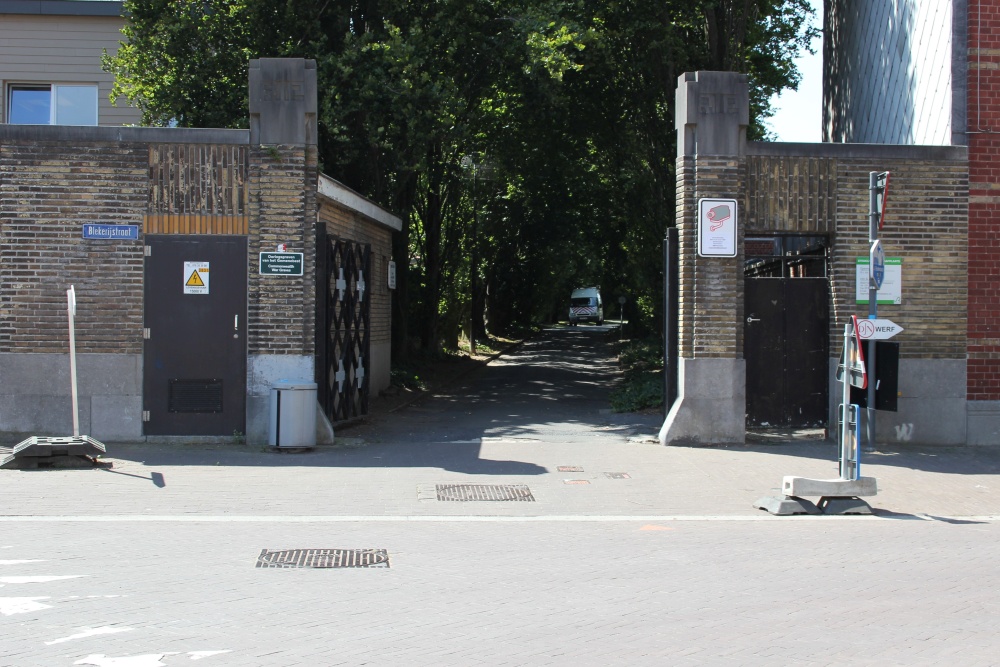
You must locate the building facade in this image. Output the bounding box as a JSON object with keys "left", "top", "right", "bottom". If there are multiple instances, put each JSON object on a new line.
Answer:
{"left": 0, "top": 59, "right": 399, "bottom": 445}
{"left": 0, "top": 0, "right": 140, "bottom": 127}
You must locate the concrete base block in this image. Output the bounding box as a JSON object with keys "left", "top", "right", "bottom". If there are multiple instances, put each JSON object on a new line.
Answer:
{"left": 818, "top": 496, "right": 873, "bottom": 515}
{"left": 754, "top": 496, "right": 821, "bottom": 516}
{"left": 783, "top": 476, "right": 878, "bottom": 497}
{"left": 660, "top": 358, "right": 745, "bottom": 445}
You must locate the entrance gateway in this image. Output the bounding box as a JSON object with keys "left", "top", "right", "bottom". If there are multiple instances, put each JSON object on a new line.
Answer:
{"left": 744, "top": 235, "right": 829, "bottom": 429}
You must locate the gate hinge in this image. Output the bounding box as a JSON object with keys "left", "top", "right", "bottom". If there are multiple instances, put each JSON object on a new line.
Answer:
{"left": 143, "top": 328, "right": 151, "bottom": 339}
{"left": 142, "top": 411, "right": 150, "bottom": 422}
{"left": 144, "top": 245, "right": 152, "bottom": 257}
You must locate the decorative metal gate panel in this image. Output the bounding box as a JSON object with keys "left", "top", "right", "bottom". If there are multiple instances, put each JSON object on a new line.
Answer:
{"left": 319, "top": 238, "right": 371, "bottom": 423}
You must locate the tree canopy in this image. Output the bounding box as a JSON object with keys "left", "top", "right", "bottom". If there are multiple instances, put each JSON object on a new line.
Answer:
{"left": 105, "top": 0, "right": 817, "bottom": 355}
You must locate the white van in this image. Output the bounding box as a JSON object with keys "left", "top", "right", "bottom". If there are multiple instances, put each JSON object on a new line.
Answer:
{"left": 568, "top": 287, "right": 603, "bottom": 325}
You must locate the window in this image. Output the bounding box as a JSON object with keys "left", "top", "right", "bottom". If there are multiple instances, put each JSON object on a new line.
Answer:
{"left": 7, "top": 84, "right": 98, "bottom": 125}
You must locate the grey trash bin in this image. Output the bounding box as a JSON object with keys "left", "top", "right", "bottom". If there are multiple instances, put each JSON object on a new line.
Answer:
{"left": 269, "top": 379, "right": 317, "bottom": 448}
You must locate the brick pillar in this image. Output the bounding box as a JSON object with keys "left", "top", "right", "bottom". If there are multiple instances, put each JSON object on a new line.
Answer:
{"left": 245, "top": 58, "right": 321, "bottom": 444}
{"left": 660, "top": 72, "right": 748, "bottom": 445}
{"left": 967, "top": 1, "right": 1000, "bottom": 443}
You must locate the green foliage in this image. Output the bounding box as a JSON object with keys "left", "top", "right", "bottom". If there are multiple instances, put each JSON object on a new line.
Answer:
{"left": 610, "top": 337, "right": 664, "bottom": 412}
{"left": 105, "top": 0, "right": 818, "bottom": 351}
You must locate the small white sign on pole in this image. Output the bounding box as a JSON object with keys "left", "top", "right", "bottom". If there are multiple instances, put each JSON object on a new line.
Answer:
{"left": 697, "top": 198, "right": 738, "bottom": 257}
{"left": 856, "top": 318, "right": 903, "bottom": 340}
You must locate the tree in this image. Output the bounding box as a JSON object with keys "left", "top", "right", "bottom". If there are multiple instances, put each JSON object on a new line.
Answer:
{"left": 104, "top": 0, "right": 819, "bottom": 350}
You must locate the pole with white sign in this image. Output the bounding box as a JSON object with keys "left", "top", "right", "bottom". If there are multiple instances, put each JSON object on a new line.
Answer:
{"left": 866, "top": 171, "right": 890, "bottom": 452}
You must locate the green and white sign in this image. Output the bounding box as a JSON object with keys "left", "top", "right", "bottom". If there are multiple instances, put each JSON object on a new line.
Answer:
{"left": 856, "top": 257, "right": 901, "bottom": 304}
{"left": 260, "top": 252, "right": 304, "bottom": 276}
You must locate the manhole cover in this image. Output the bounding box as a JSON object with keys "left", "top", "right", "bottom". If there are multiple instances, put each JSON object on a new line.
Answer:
{"left": 557, "top": 466, "right": 584, "bottom": 472}
{"left": 256, "top": 549, "right": 390, "bottom": 569}
{"left": 435, "top": 484, "right": 535, "bottom": 502}
{"left": 604, "top": 472, "right": 631, "bottom": 479}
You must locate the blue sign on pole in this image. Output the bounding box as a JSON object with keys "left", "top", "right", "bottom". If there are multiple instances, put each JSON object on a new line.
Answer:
{"left": 82, "top": 224, "right": 139, "bottom": 240}
{"left": 870, "top": 240, "right": 885, "bottom": 290}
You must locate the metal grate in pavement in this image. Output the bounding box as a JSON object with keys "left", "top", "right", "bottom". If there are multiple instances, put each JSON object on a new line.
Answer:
{"left": 435, "top": 483, "right": 535, "bottom": 502}
{"left": 604, "top": 472, "right": 631, "bottom": 479}
{"left": 557, "top": 466, "right": 584, "bottom": 472}
{"left": 256, "top": 548, "right": 390, "bottom": 569}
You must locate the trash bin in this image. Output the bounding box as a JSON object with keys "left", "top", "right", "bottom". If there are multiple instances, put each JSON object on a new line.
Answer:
{"left": 269, "top": 379, "right": 317, "bottom": 448}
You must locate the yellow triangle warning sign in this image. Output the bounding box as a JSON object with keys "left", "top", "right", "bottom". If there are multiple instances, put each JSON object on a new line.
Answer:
{"left": 186, "top": 270, "right": 205, "bottom": 287}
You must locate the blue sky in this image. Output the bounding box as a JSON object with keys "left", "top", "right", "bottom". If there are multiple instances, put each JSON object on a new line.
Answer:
{"left": 766, "top": 2, "right": 823, "bottom": 142}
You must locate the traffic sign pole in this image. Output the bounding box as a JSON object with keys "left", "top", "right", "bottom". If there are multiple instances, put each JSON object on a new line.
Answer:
{"left": 866, "top": 171, "right": 887, "bottom": 452}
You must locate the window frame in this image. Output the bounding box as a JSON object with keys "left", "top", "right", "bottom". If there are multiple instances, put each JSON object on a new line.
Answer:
{"left": 6, "top": 83, "right": 99, "bottom": 126}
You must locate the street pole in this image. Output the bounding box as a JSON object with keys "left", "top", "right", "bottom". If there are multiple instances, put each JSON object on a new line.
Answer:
{"left": 866, "top": 172, "right": 879, "bottom": 453}
{"left": 470, "top": 164, "right": 478, "bottom": 355}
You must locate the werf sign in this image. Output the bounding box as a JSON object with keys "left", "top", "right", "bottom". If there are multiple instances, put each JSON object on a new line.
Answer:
{"left": 698, "top": 198, "right": 738, "bottom": 257}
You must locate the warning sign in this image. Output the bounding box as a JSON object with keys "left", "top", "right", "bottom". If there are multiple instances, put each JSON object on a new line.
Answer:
{"left": 183, "top": 261, "right": 210, "bottom": 295}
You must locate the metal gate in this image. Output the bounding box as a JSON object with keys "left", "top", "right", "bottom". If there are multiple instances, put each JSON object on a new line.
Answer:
{"left": 744, "top": 278, "right": 829, "bottom": 428}
{"left": 318, "top": 236, "right": 371, "bottom": 424}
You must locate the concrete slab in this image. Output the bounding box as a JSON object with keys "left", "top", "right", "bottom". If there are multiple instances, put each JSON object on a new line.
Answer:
{"left": 783, "top": 476, "right": 878, "bottom": 497}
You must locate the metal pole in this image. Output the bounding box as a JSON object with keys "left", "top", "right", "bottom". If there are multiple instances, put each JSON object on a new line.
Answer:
{"left": 866, "top": 172, "right": 879, "bottom": 452}
{"left": 470, "top": 165, "right": 477, "bottom": 355}
{"left": 67, "top": 285, "right": 80, "bottom": 437}
{"left": 840, "top": 323, "right": 852, "bottom": 479}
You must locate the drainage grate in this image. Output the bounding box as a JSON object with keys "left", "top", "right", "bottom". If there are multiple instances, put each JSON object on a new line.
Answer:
{"left": 435, "top": 483, "right": 535, "bottom": 502}
{"left": 557, "top": 466, "right": 584, "bottom": 472}
{"left": 604, "top": 472, "right": 631, "bottom": 479}
{"left": 256, "top": 548, "right": 389, "bottom": 569}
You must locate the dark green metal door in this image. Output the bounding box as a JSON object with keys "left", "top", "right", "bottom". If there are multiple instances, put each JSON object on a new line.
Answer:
{"left": 143, "top": 235, "right": 247, "bottom": 435}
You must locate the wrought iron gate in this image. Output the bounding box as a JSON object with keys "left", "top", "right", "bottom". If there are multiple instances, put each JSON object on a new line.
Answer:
{"left": 318, "top": 237, "right": 371, "bottom": 424}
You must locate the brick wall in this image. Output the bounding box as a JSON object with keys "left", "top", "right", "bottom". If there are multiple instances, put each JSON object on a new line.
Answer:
{"left": 743, "top": 145, "right": 968, "bottom": 362}
{"left": 0, "top": 139, "right": 147, "bottom": 354}
{"left": 968, "top": 0, "right": 1000, "bottom": 399}
{"left": 248, "top": 144, "right": 317, "bottom": 357}
{"left": 676, "top": 156, "right": 744, "bottom": 359}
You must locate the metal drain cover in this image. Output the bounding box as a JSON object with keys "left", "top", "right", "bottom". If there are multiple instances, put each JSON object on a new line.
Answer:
{"left": 434, "top": 483, "right": 535, "bottom": 502}
{"left": 256, "top": 548, "right": 389, "bottom": 569}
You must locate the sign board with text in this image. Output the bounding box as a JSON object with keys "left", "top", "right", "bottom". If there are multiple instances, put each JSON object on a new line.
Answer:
{"left": 856, "top": 257, "right": 901, "bottom": 304}
{"left": 697, "top": 198, "right": 738, "bottom": 257}
{"left": 259, "top": 252, "right": 304, "bottom": 276}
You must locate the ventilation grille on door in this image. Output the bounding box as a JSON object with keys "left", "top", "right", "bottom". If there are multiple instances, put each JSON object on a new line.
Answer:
{"left": 168, "top": 379, "right": 223, "bottom": 413}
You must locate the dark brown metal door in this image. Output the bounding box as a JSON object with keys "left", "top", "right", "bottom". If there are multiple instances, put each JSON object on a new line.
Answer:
{"left": 143, "top": 235, "right": 247, "bottom": 435}
{"left": 745, "top": 278, "right": 828, "bottom": 428}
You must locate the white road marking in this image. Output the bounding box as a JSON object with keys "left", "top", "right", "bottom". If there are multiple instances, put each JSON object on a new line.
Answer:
{"left": 0, "top": 596, "right": 52, "bottom": 615}
{"left": 0, "top": 575, "right": 86, "bottom": 583}
{"left": 75, "top": 654, "right": 176, "bottom": 667}
{"left": 1, "top": 513, "right": 995, "bottom": 522}
{"left": 187, "top": 651, "right": 232, "bottom": 660}
{"left": 0, "top": 559, "right": 46, "bottom": 565}
{"left": 46, "top": 626, "right": 133, "bottom": 645}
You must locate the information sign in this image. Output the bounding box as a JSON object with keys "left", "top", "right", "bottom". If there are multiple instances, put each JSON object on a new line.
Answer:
{"left": 259, "top": 252, "right": 304, "bottom": 276}
{"left": 697, "top": 198, "right": 738, "bottom": 257}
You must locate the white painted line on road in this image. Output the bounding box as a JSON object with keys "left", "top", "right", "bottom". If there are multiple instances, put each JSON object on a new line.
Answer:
{"left": 1, "top": 514, "right": 996, "bottom": 523}
{"left": 0, "top": 575, "right": 86, "bottom": 583}
{"left": 46, "top": 626, "right": 133, "bottom": 645}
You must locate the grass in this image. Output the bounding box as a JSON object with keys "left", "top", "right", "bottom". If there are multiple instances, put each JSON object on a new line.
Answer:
{"left": 610, "top": 337, "right": 664, "bottom": 413}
